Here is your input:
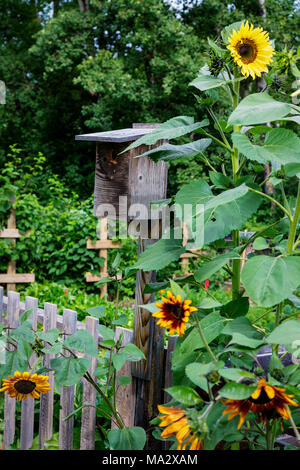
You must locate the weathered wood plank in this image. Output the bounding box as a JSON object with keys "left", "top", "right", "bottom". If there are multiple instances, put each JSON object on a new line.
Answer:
{"left": 85, "top": 273, "right": 122, "bottom": 283}
{"left": 0, "top": 229, "right": 23, "bottom": 238}
{"left": 87, "top": 239, "right": 122, "bottom": 249}
{"left": 59, "top": 309, "right": 77, "bottom": 450}
{"left": 80, "top": 316, "right": 98, "bottom": 449}
{"left": 39, "top": 303, "right": 57, "bottom": 449}
{"left": 6, "top": 208, "right": 17, "bottom": 292}
{"left": 20, "top": 296, "right": 38, "bottom": 450}
{"left": 112, "top": 328, "right": 136, "bottom": 429}
{"left": 164, "top": 336, "right": 178, "bottom": 403}
{"left": 0, "top": 274, "right": 35, "bottom": 284}
{"left": 75, "top": 128, "right": 153, "bottom": 143}
{"left": 3, "top": 291, "right": 20, "bottom": 449}
{"left": 0, "top": 286, "right": 3, "bottom": 322}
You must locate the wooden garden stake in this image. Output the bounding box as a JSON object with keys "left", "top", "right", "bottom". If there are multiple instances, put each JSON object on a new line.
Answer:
{"left": 0, "top": 206, "right": 34, "bottom": 292}
{"left": 75, "top": 125, "right": 168, "bottom": 445}
{"left": 86, "top": 217, "right": 122, "bottom": 297}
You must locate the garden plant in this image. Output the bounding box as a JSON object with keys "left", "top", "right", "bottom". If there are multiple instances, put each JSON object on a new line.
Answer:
{"left": 0, "top": 18, "right": 300, "bottom": 452}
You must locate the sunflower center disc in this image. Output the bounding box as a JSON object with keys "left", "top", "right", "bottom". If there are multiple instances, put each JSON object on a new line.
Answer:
{"left": 238, "top": 43, "right": 254, "bottom": 59}
{"left": 14, "top": 380, "right": 36, "bottom": 394}
{"left": 171, "top": 305, "right": 184, "bottom": 320}
{"left": 249, "top": 387, "right": 272, "bottom": 405}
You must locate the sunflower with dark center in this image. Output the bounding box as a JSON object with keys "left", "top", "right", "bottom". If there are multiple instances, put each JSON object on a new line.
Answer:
{"left": 0, "top": 371, "right": 51, "bottom": 401}
{"left": 222, "top": 378, "right": 298, "bottom": 429}
{"left": 227, "top": 21, "right": 274, "bottom": 79}
{"left": 152, "top": 290, "right": 197, "bottom": 336}
{"left": 157, "top": 405, "right": 204, "bottom": 450}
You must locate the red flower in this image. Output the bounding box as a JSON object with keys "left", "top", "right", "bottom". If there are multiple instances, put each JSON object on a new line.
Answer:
{"left": 64, "top": 289, "right": 68, "bottom": 295}
{"left": 204, "top": 280, "right": 209, "bottom": 290}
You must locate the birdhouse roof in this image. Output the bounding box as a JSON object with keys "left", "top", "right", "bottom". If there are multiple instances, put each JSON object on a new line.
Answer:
{"left": 75, "top": 127, "right": 154, "bottom": 143}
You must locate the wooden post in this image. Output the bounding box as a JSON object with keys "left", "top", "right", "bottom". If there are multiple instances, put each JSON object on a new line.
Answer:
{"left": 59, "top": 309, "right": 77, "bottom": 450}
{"left": 20, "top": 296, "right": 38, "bottom": 450}
{"left": 3, "top": 291, "right": 20, "bottom": 449}
{"left": 39, "top": 303, "right": 57, "bottom": 449}
{"left": 0, "top": 206, "right": 34, "bottom": 293}
{"left": 112, "top": 327, "right": 136, "bottom": 429}
{"left": 80, "top": 316, "right": 99, "bottom": 450}
{"left": 86, "top": 218, "right": 122, "bottom": 298}
{"left": 75, "top": 125, "right": 168, "bottom": 447}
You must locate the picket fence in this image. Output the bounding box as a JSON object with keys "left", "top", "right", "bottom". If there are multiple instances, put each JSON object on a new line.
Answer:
{"left": 0, "top": 286, "right": 176, "bottom": 450}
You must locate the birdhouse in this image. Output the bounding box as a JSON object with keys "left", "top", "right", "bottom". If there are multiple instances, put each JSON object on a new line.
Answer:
{"left": 75, "top": 124, "right": 168, "bottom": 221}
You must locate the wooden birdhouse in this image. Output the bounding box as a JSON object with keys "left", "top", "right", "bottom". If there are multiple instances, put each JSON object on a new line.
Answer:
{"left": 75, "top": 124, "right": 168, "bottom": 221}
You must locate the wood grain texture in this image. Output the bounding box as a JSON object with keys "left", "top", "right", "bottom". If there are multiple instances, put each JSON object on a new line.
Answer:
{"left": 85, "top": 273, "right": 122, "bottom": 283}
{"left": 112, "top": 327, "right": 136, "bottom": 429}
{"left": 94, "top": 142, "right": 130, "bottom": 219}
{"left": 134, "top": 320, "right": 165, "bottom": 450}
{"left": 39, "top": 303, "right": 57, "bottom": 449}
{"left": 128, "top": 146, "right": 168, "bottom": 220}
{"left": 0, "top": 274, "right": 35, "bottom": 284}
{"left": 80, "top": 316, "right": 98, "bottom": 450}
{"left": 75, "top": 128, "right": 153, "bottom": 143}
{"left": 164, "top": 336, "right": 178, "bottom": 403}
{"left": 3, "top": 291, "right": 20, "bottom": 449}
{"left": 87, "top": 239, "right": 122, "bottom": 249}
{"left": 0, "top": 229, "right": 22, "bottom": 238}
{"left": 0, "top": 286, "right": 3, "bottom": 322}
{"left": 20, "top": 296, "right": 38, "bottom": 450}
{"left": 59, "top": 309, "right": 77, "bottom": 450}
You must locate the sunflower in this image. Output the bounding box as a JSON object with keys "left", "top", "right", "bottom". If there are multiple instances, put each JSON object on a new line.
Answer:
{"left": 158, "top": 405, "right": 204, "bottom": 450}
{"left": 227, "top": 21, "right": 274, "bottom": 79}
{"left": 222, "top": 378, "right": 298, "bottom": 429}
{"left": 0, "top": 371, "right": 51, "bottom": 401}
{"left": 152, "top": 290, "right": 197, "bottom": 336}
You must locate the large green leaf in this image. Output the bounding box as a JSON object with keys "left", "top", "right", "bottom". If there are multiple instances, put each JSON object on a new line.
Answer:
{"left": 132, "top": 237, "right": 185, "bottom": 271}
{"left": 228, "top": 93, "right": 292, "bottom": 126}
{"left": 50, "top": 356, "right": 90, "bottom": 386}
{"left": 203, "top": 191, "right": 261, "bottom": 244}
{"left": 185, "top": 361, "right": 224, "bottom": 386}
{"left": 165, "top": 385, "right": 202, "bottom": 405}
{"left": 194, "top": 252, "right": 240, "bottom": 283}
{"left": 0, "top": 350, "right": 28, "bottom": 383}
{"left": 180, "top": 312, "right": 225, "bottom": 354}
{"left": 189, "top": 68, "right": 227, "bottom": 91}
{"left": 135, "top": 138, "right": 212, "bottom": 162}
{"left": 219, "top": 382, "right": 257, "bottom": 400}
{"left": 241, "top": 255, "right": 300, "bottom": 307}
{"left": 108, "top": 427, "right": 146, "bottom": 450}
{"left": 266, "top": 320, "right": 300, "bottom": 345}
{"left": 232, "top": 129, "right": 300, "bottom": 165}
{"left": 124, "top": 116, "right": 209, "bottom": 151}
{"left": 222, "top": 317, "right": 264, "bottom": 348}
{"left": 64, "top": 330, "right": 98, "bottom": 358}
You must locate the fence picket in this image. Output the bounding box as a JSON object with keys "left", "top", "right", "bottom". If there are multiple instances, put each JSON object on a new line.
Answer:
{"left": 59, "top": 308, "right": 77, "bottom": 450}
{"left": 112, "top": 327, "right": 136, "bottom": 429}
{"left": 80, "top": 316, "right": 98, "bottom": 450}
{"left": 39, "top": 302, "right": 57, "bottom": 449}
{"left": 3, "top": 291, "right": 20, "bottom": 449}
{"left": 0, "top": 286, "right": 3, "bottom": 322}
{"left": 20, "top": 296, "right": 38, "bottom": 450}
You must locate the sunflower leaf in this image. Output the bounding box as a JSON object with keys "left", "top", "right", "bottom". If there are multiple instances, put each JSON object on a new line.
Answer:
{"left": 228, "top": 93, "right": 292, "bottom": 126}
{"left": 219, "top": 382, "right": 257, "bottom": 399}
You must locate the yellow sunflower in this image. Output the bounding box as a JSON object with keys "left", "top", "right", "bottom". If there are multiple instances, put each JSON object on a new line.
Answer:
{"left": 158, "top": 405, "right": 204, "bottom": 450}
{"left": 152, "top": 290, "right": 197, "bottom": 336}
{"left": 0, "top": 371, "right": 51, "bottom": 401}
{"left": 227, "top": 21, "right": 274, "bottom": 79}
{"left": 222, "top": 378, "right": 298, "bottom": 429}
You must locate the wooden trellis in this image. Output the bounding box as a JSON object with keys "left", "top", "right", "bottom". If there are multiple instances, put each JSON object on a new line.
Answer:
{"left": 0, "top": 207, "right": 34, "bottom": 293}
{"left": 86, "top": 218, "right": 122, "bottom": 297}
